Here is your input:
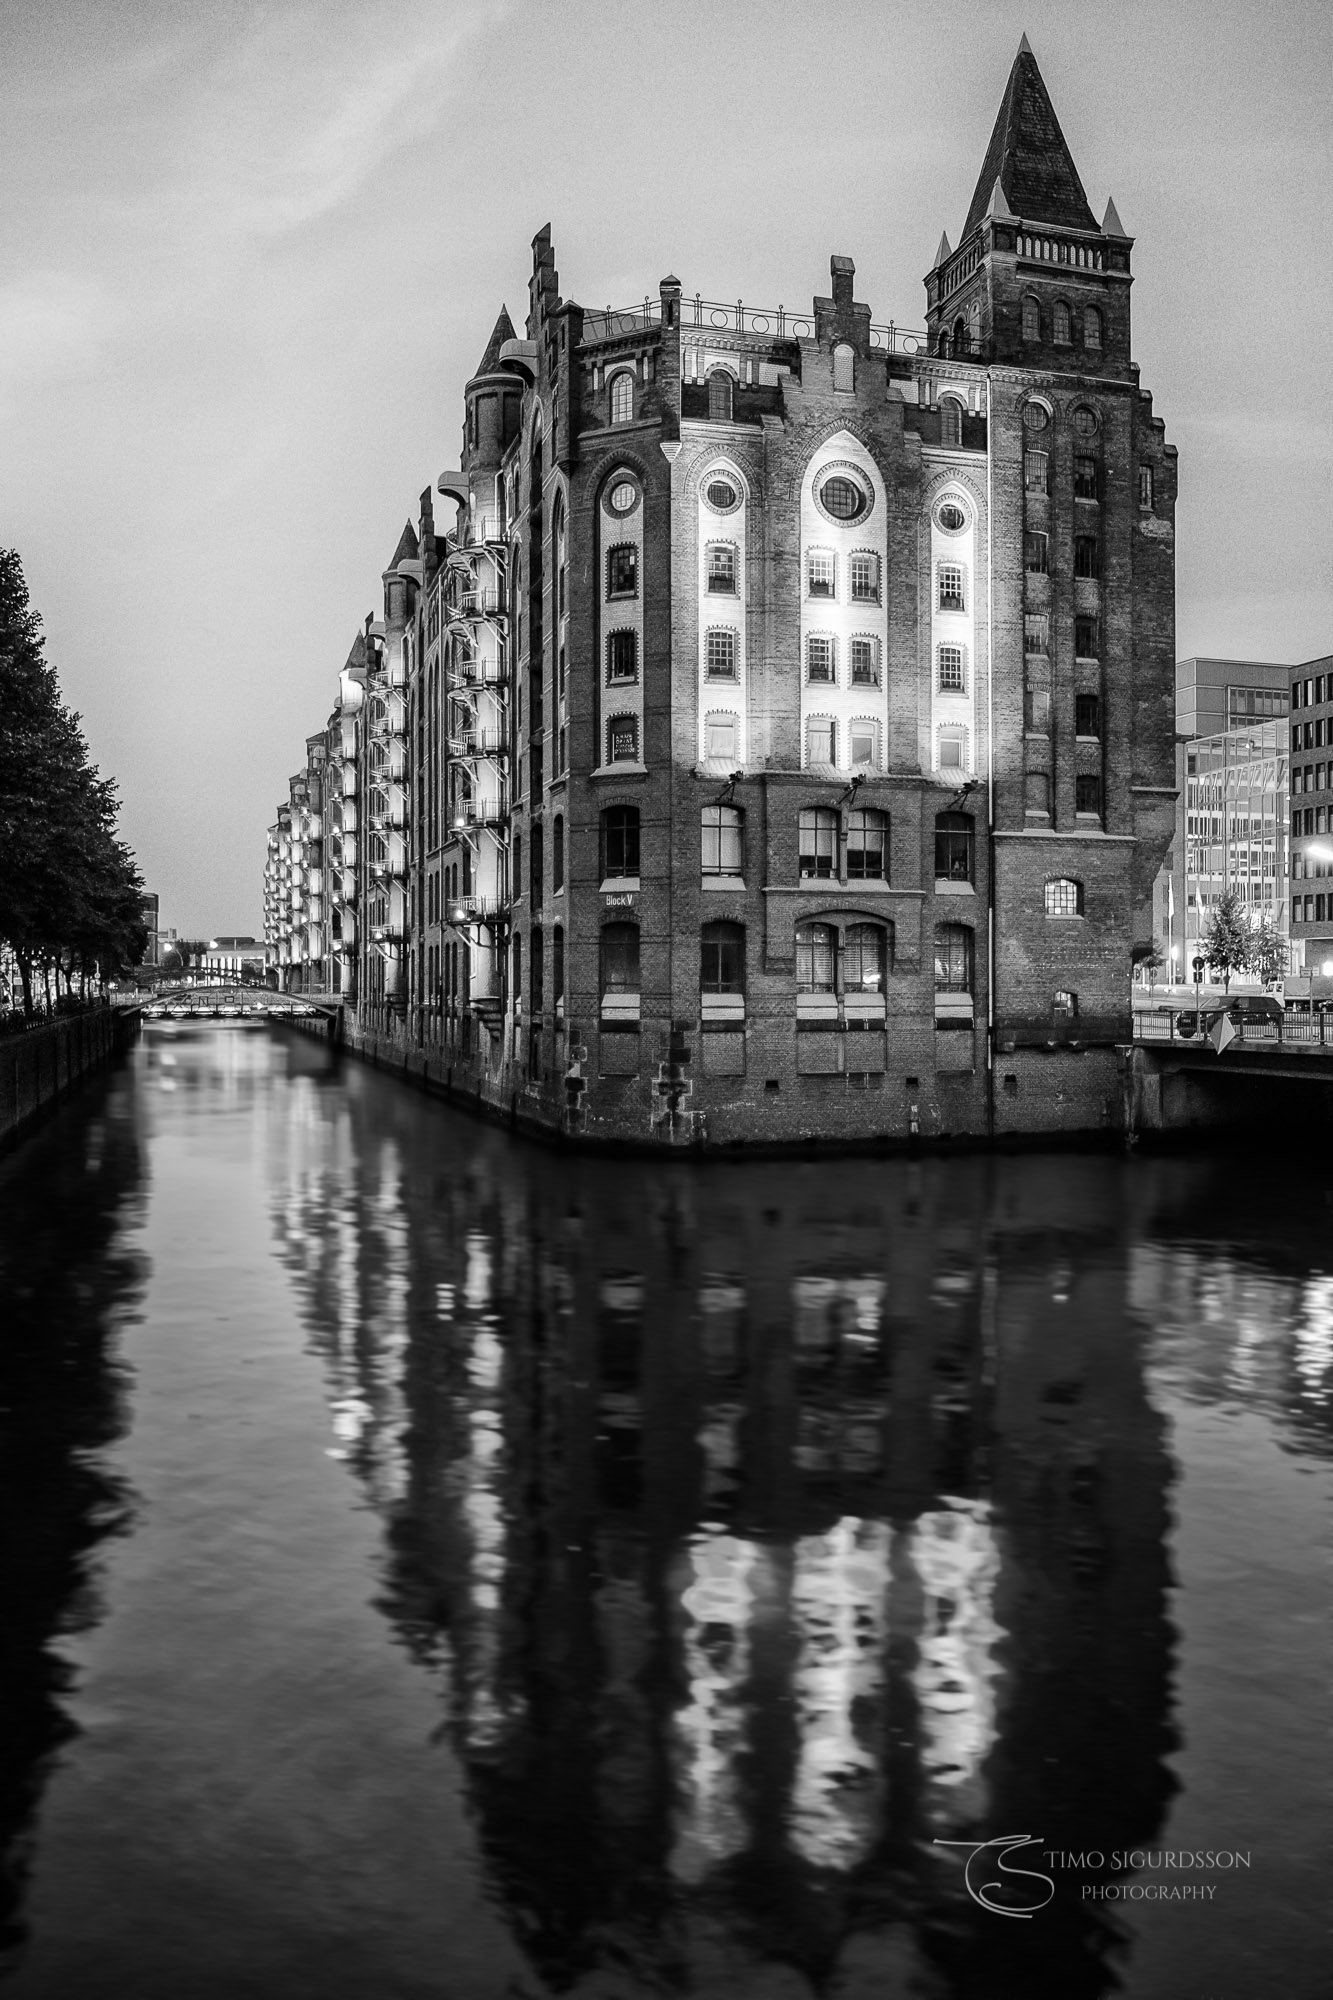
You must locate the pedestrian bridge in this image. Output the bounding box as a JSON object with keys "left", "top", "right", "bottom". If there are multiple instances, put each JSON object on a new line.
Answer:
{"left": 137, "top": 984, "right": 340, "bottom": 1021}
{"left": 1134, "top": 1006, "right": 1333, "bottom": 1077}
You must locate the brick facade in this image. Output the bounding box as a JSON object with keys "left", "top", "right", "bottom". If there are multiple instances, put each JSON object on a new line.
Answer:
{"left": 299, "top": 41, "right": 1178, "bottom": 1150}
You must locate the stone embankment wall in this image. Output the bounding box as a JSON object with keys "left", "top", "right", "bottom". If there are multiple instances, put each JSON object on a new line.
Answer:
{"left": 0, "top": 1008, "right": 134, "bottom": 1150}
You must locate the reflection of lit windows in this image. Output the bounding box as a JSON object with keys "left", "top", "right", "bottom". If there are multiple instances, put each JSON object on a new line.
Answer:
{"left": 789, "top": 1519, "right": 890, "bottom": 1870}
{"left": 668, "top": 1532, "right": 760, "bottom": 1882}
{"left": 908, "top": 1500, "right": 1002, "bottom": 1831}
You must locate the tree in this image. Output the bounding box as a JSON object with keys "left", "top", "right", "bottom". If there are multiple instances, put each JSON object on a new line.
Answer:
{"left": 1200, "top": 889, "right": 1252, "bottom": 994}
{"left": 1249, "top": 913, "right": 1289, "bottom": 990}
{"left": 0, "top": 550, "right": 147, "bottom": 1015}
{"left": 175, "top": 940, "right": 211, "bottom": 980}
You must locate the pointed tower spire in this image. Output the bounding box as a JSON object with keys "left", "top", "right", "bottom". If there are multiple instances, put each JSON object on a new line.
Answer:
{"left": 932, "top": 229, "right": 953, "bottom": 271}
{"left": 472, "top": 305, "right": 516, "bottom": 379}
{"left": 1102, "top": 194, "right": 1127, "bottom": 237}
{"left": 988, "top": 177, "right": 1014, "bottom": 220}
{"left": 960, "top": 39, "right": 1098, "bottom": 240}
{"left": 385, "top": 520, "right": 418, "bottom": 571}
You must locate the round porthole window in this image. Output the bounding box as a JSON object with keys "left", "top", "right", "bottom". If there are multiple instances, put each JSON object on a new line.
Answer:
{"left": 819, "top": 474, "right": 867, "bottom": 521}
{"left": 704, "top": 476, "right": 740, "bottom": 513}
{"left": 606, "top": 478, "right": 639, "bottom": 516}
{"left": 934, "top": 499, "right": 969, "bottom": 535}
{"left": 1073, "top": 405, "right": 1099, "bottom": 436}
{"left": 1022, "top": 401, "right": 1050, "bottom": 432}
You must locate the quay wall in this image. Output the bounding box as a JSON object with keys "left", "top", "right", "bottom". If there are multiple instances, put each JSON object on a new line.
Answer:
{"left": 284, "top": 1006, "right": 1137, "bottom": 1155}
{"left": 0, "top": 1008, "right": 136, "bottom": 1152}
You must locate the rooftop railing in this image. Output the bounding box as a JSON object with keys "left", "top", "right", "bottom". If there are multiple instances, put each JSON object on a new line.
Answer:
{"left": 580, "top": 294, "right": 925, "bottom": 354}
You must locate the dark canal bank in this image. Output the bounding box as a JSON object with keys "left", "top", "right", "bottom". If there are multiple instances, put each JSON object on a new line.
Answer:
{"left": 0, "top": 1022, "right": 1327, "bottom": 1999}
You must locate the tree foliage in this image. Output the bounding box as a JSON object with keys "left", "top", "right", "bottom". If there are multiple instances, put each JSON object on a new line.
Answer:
{"left": 1248, "top": 913, "right": 1289, "bottom": 989}
{"left": 0, "top": 551, "right": 147, "bottom": 1017}
{"left": 1199, "top": 889, "right": 1252, "bottom": 994}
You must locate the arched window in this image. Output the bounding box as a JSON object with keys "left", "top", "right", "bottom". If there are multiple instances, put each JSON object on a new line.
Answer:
{"left": 935, "top": 812, "right": 974, "bottom": 883}
{"left": 1084, "top": 307, "right": 1102, "bottom": 351}
{"left": 600, "top": 922, "right": 640, "bottom": 993}
{"left": 934, "top": 923, "right": 974, "bottom": 992}
{"left": 1045, "top": 877, "right": 1084, "bottom": 917}
{"left": 1053, "top": 301, "right": 1071, "bottom": 345}
{"left": 1021, "top": 295, "right": 1041, "bottom": 343}
{"left": 707, "top": 371, "right": 734, "bottom": 422}
{"left": 833, "top": 342, "right": 855, "bottom": 392}
{"left": 805, "top": 716, "right": 836, "bottom": 766}
{"left": 704, "top": 712, "right": 738, "bottom": 761}
{"left": 531, "top": 822, "right": 543, "bottom": 909}
{"left": 702, "top": 803, "right": 744, "bottom": 877}
{"left": 552, "top": 813, "right": 565, "bottom": 893}
{"left": 796, "top": 922, "right": 837, "bottom": 993}
{"left": 938, "top": 326, "right": 952, "bottom": 359}
{"left": 701, "top": 921, "right": 745, "bottom": 993}
{"left": 512, "top": 929, "right": 522, "bottom": 1010}
{"left": 553, "top": 924, "right": 565, "bottom": 1006}
{"left": 849, "top": 718, "right": 880, "bottom": 770}
{"left": 847, "top": 808, "right": 889, "bottom": 881}
{"left": 953, "top": 316, "right": 966, "bottom": 355}
{"left": 799, "top": 807, "right": 838, "bottom": 879}
{"left": 844, "top": 922, "right": 890, "bottom": 991}
{"left": 609, "top": 371, "right": 634, "bottom": 424}
{"left": 706, "top": 543, "right": 737, "bottom": 593}
{"left": 601, "top": 804, "right": 640, "bottom": 879}
{"left": 607, "top": 712, "right": 639, "bottom": 763}
{"left": 940, "top": 398, "right": 963, "bottom": 448}
{"left": 530, "top": 924, "right": 544, "bottom": 1012}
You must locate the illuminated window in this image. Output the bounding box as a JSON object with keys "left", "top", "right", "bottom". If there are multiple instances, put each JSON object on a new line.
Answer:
{"left": 934, "top": 924, "right": 973, "bottom": 992}
{"left": 706, "top": 544, "right": 737, "bottom": 593}
{"left": 806, "top": 717, "right": 835, "bottom": 765}
{"left": 807, "top": 550, "right": 836, "bottom": 598}
{"left": 705, "top": 629, "right": 737, "bottom": 679}
{"left": 849, "top": 636, "right": 880, "bottom": 686}
{"left": 844, "top": 922, "right": 889, "bottom": 991}
{"left": 1045, "top": 878, "right": 1084, "bottom": 916}
{"left": 806, "top": 635, "right": 835, "bottom": 683}
{"left": 849, "top": 552, "right": 880, "bottom": 600}
{"left": 609, "top": 372, "right": 634, "bottom": 424}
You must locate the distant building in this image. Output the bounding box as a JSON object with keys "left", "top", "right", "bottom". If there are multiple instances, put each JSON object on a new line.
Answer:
{"left": 1287, "top": 654, "right": 1333, "bottom": 973}
{"left": 140, "top": 891, "right": 162, "bottom": 966}
{"left": 1179, "top": 720, "right": 1287, "bottom": 969}
{"left": 263, "top": 737, "right": 331, "bottom": 993}
{"left": 1154, "top": 658, "right": 1290, "bottom": 980}
{"left": 203, "top": 936, "right": 270, "bottom": 978}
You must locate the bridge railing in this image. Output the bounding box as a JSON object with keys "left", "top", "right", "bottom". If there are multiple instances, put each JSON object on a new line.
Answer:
{"left": 1135, "top": 1007, "right": 1330, "bottom": 1048}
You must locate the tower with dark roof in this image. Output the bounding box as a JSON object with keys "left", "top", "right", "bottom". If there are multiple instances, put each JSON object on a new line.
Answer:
{"left": 926, "top": 35, "right": 1133, "bottom": 374}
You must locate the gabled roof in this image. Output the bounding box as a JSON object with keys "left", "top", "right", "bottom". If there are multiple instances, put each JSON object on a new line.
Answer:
{"left": 385, "top": 520, "right": 418, "bottom": 570}
{"left": 472, "top": 306, "right": 516, "bottom": 379}
{"left": 960, "top": 38, "right": 1098, "bottom": 241}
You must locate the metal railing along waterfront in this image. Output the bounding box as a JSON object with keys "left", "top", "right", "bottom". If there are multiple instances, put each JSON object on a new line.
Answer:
{"left": 579, "top": 295, "right": 926, "bottom": 354}
{"left": 1135, "top": 1006, "right": 1333, "bottom": 1048}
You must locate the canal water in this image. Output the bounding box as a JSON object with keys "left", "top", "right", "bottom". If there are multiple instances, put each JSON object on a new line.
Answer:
{"left": 0, "top": 1024, "right": 1327, "bottom": 2000}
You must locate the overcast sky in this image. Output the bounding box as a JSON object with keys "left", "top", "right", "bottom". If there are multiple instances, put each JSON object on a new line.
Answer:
{"left": 2, "top": 0, "right": 1330, "bottom": 936}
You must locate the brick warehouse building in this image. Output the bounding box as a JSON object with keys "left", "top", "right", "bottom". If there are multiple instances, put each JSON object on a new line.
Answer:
{"left": 268, "top": 39, "right": 1178, "bottom": 1147}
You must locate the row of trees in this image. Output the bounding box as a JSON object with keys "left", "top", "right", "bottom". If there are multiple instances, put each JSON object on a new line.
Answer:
{"left": 0, "top": 551, "right": 147, "bottom": 1019}
{"left": 1142, "top": 890, "right": 1289, "bottom": 994}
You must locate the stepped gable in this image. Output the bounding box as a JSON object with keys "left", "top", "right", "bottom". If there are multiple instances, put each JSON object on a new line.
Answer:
{"left": 960, "top": 38, "right": 1098, "bottom": 241}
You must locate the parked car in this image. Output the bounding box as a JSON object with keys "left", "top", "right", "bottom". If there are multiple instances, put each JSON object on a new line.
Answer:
{"left": 1176, "top": 995, "right": 1284, "bottom": 1039}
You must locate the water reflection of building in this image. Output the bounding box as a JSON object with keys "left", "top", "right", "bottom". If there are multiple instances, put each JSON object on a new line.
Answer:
{"left": 269, "top": 1079, "right": 1178, "bottom": 2000}
{"left": 0, "top": 1075, "right": 145, "bottom": 1973}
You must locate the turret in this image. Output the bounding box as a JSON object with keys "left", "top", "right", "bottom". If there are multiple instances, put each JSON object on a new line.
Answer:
{"left": 924, "top": 37, "right": 1134, "bottom": 378}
